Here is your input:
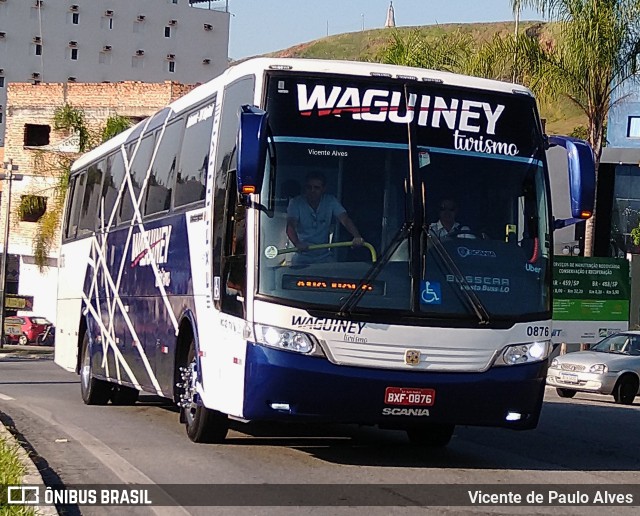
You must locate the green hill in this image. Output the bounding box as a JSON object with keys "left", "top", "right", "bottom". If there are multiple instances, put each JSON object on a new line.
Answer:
{"left": 267, "top": 21, "right": 586, "bottom": 136}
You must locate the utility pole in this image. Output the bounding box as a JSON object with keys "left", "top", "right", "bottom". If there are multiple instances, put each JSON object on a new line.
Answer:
{"left": 0, "top": 160, "right": 24, "bottom": 348}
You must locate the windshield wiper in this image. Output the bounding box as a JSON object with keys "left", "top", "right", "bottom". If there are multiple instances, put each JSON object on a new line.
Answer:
{"left": 338, "top": 222, "right": 412, "bottom": 316}
{"left": 424, "top": 226, "right": 491, "bottom": 325}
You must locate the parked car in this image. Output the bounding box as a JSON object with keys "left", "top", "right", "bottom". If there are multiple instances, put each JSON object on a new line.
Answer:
{"left": 3, "top": 316, "right": 53, "bottom": 345}
{"left": 547, "top": 331, "right": 640, "bottom": 405}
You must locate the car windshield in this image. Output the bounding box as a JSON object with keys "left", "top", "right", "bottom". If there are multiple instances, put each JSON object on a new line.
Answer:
{"left": 591, "top": 334, "right": 640, "bottom": 356}
{"left": 257, "top": 73, "right": 551, "bottom": 323}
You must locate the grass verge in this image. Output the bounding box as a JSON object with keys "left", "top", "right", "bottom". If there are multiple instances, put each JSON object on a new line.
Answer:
{"left": 0, "top": 435, "right": 35, "bottom": 516}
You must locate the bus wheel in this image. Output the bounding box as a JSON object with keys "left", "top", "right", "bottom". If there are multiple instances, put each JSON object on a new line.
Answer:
{"left": 406, "top": 423, "right": 455, "bottom": 448}
{"left": 80, "top": 333, "right": 112, "bottom": 405}
{"left": 111, "top": 385, "right": 140, "bottom": 405}
{"left": 179, "top": 340, "right": 228, "bottom": 443}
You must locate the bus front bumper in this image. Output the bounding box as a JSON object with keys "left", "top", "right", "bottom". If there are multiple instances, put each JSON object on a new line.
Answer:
{"left": 242, "top": 344, "right": 547, "bottom": 430}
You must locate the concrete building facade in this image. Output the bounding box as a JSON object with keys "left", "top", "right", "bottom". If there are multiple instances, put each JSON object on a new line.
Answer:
{"left": 0, "top": 0, "right": 230, "bottom": 146}
{"left": 2, "top": 80, "right": 195, "bottom": 324}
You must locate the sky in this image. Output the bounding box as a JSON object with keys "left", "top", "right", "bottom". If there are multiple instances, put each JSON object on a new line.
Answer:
{"left": 226, "top": 0, "right": 542, "bottom": 60}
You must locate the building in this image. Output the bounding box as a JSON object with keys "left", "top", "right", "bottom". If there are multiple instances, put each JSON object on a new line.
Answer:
{"left": 1, "top": 80, "right": 196, "bottom": 324}
{"left": 0, "top": 0, "right": 230, "bottom": 147}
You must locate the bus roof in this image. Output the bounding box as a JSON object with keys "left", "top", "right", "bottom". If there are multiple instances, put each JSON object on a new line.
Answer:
{"left": 71, "top": 57, "right": 534, "bottom": 173}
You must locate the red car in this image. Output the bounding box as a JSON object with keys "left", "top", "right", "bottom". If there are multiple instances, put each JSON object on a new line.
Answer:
{"left": 4, "top": 316, "right": 53, "bottom": 345}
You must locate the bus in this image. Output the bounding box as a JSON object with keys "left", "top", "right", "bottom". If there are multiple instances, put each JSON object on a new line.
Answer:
{"left": 55, "top": 58, "right": 594, "bottom": 446}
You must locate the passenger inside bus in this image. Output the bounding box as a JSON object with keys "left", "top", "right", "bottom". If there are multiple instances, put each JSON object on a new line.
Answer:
{"left": 428, "top": 198, "right": 476, "bottom": 240}
{"left": 285, "top": 171, "right": 364, "bottom": 265}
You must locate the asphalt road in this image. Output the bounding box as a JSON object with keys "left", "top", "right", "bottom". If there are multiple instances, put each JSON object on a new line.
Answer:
{"left": 1, "top": 354, "right": 639, "bottom": 515}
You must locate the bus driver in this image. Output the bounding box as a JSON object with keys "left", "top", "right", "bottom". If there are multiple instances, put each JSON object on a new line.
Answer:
{"left": 286, "top": 171, "right": 364, "bottom": 265}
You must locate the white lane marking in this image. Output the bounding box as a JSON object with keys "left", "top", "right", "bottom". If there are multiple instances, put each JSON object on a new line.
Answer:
{"left": 0, "top": 393, "right": 15, "bottom": 401}
{"left": 21, "top": 405, "right": 190, "bottom": 516}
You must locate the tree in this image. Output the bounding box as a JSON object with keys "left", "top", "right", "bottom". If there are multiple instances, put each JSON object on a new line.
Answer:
{"left": 22, "top": 104, "right": 132, "bottom": 268}
{"left": 508, "top": 0, "right": 640, "bottom": 256}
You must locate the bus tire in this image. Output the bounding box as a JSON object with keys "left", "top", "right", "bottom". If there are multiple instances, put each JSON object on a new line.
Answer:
{"left": 111, "top": 385, "right": 140, "bottom": 405}
{"left": 80, "top": 333, "right": 112, "bottom": 405}
{"left": 181, "top": 339, "right": 229, "bottom": 443}
{"left": 406, "top": 423, "right": 455, "bottom": 448}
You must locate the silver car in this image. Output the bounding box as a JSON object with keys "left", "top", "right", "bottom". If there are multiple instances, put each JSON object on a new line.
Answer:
{"left": 547, "top": 332, "right": 640, "bottom": 405}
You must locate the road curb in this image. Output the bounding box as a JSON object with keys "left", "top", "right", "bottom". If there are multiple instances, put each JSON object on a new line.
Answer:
{"left": 0, "top": 419, "right": 59, "bottom": 516}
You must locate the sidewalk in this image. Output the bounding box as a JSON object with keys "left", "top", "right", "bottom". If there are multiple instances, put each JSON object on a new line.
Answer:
{"left": 0, "top": 343, "right": 54, "bottom": 360}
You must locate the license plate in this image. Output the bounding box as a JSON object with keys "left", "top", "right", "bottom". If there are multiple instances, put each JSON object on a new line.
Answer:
{"left": 560, "top": 372, "right": 578, "bottom": 384}
{"left": 384, "top": 387, "right": 435, "bottom": 406}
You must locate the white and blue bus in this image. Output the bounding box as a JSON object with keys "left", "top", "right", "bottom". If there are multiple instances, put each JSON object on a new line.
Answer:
{"left": 55, "top": 58, "right": 594, "bottom": 446}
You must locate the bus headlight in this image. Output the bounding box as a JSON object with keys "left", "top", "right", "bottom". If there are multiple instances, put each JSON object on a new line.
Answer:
{"left": 254, "top": 324, "right": 324, "bottom": 356}
{"left": 495, "top": 341, "right": 551, "bottom": 366}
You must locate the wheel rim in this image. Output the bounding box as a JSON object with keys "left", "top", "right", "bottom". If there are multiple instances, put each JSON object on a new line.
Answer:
{"left": 81, "top": 344, "right": 91, "bottom": 390}
{"left": 180, "top": 359, "right": 199, "bottom": 427}
{"left": 19, "top": 336, "right": 27, "bottom": 345}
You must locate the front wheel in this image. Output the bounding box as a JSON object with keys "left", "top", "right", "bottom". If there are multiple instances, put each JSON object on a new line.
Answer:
{"left": 556, "top": 388, "right": 577, "bottom": 399}
{"left": 406, "top": 424, "right": 455, "bottom": 448}
{"left": 80, "top": 333, "right": 112, "bottom": 405}
{"left": 18, "top": 335, "right": 28, "bottom": 346}
{"left": 613, "top": 376, "right": 638, "bottom": 405}
{"left": 179, "top": 339, "right": 228, "bottom": 443}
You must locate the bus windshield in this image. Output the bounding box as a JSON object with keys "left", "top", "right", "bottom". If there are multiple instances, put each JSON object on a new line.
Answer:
{"left": 258, "top": 73, "right": 551, "bottom": 322}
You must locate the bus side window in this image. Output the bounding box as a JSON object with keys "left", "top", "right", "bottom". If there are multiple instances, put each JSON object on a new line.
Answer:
{"left": 103, "top": 152, "right": 126, "bottom": 227}
{"left": 78, "top": 160, "right": 105, "bottom": 235}
{"left": 174, "top": 102, "right": 214, "bottom": 208}
{"left": 221, "top": 171, "right": 246, "bottom": 318}
{"left": 144, "top": 121, "right": 183, "bottom": 216}
{"left": 66, "top": 171, "right": 86, "bottom": 239}
{"left": 120, "top": 135, "right": 155, "bottom": 224}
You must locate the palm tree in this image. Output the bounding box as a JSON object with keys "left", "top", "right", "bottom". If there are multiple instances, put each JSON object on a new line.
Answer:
{"left": 509, "top": 0, "right": 640, "bottom": 256}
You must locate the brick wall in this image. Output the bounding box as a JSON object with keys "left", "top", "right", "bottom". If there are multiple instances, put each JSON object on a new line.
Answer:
{"left": 1, "top": 81, "right": 196, "bottom": 258}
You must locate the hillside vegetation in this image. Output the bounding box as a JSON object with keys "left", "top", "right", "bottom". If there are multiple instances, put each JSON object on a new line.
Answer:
{"left": 268, "top": 21, "right": 586, "bottom": 136}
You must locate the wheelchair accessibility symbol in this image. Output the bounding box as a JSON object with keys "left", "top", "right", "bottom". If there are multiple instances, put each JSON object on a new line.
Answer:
{"left": 420, "top": 280, "right": 441, "bottom": 305}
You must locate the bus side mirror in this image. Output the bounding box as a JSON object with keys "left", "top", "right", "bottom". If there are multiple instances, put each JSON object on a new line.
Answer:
{"left": 236, "top": 105, "right": 269, "bottom": 195}
{"left": 548, "top": 135, "right": 596, "bottom": 230}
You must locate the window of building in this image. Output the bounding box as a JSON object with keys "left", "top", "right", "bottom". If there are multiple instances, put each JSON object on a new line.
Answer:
{"left": 628, "top": 116, "right": 640, "bottom": 138}
{"left": 168, "top": 61, "right": 175, "bottom": 73}
{"left": 173, "top": 0, "right": 179, "bottom": 4}
{"left": 0, "top": 77, "right": 4, "bottom": 87}
{"left": 70, "top": 48, "right": 78, "bottom": 60}
{"left": 35, "top": 44, "right": 42, "bottom": 55}
{"left": 24, "top": 124, "right": 50, "bottom": 146}
{"left": 72, "top": 12, "right": 79, "bottom": 24}
{"left": 20, "top": 195, "right": 47, "bottom": 222}
{"left": 165, "top": 26, "right": 171, "bottom": 37}
{"left": 0, "top": 112, "right": 3, "bottom": 124}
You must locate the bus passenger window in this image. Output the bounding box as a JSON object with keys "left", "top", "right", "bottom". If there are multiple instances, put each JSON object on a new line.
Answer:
{"left": 174, "top": 102, "right": 214, "bottom": 207}
{"left": 120, "top": 135, "right": 155, "bottom": 223}
{"left": 145, "top": 121, "right": 183, "bottom": 215}
{"left": 65, "top": 173, "right": 85, "bottom": 239}
{"left": 78, "top": 161, "right": 105, "bottom": 235}
{"left": 103, "top": 152, "right": 126, "bottom": 226}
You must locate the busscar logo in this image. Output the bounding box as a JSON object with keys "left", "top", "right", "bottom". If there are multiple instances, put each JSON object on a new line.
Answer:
{"left": 131, "top": 225, "right": 172, "bottom": 268}
{"left": 297, "top": 84, "right": 520, "bottom": 157}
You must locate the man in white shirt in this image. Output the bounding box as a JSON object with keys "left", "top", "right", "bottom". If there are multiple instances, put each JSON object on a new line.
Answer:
{"left": 429, "top": 199, "right": 475, "bottom": 240}
{"left": 286, "top": 171, "right": 364, "bottom": 265}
